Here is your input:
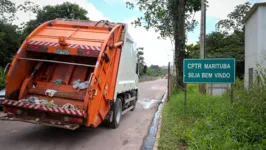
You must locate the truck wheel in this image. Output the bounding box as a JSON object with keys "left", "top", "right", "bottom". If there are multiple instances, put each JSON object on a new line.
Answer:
{"left": 130, "top": 98, "right": 137, "bottom": 111}
{"left": 131, "top": 92, "right": 138, "bottom": 111}
{"left": 110, "top": 97, "right": 122, "bottom": 129}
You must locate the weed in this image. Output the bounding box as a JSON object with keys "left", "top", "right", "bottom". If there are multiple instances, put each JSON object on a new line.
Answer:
{"left": 159, "top": 82, "right": 266, "bottom": 150}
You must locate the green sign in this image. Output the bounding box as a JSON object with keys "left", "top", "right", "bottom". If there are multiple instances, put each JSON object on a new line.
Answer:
{"left": 183, "top": 58, "right": 235, "bottom": 83}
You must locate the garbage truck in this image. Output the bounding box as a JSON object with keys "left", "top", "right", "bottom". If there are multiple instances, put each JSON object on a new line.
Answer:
{"left": 0, "top": 19, "right": 141, "bottom": 130}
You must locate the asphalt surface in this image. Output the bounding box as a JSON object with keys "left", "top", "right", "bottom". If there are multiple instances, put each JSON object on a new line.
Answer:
{"left": 0, "top": 79, "right": 167, "bottom": 150}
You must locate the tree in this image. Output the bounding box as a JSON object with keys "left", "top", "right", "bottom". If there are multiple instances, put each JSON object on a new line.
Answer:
{"left": 127, "top": 0, "right": 201, "bottom": 89}
{"left": 0, "top": 0, "right": 16, "bottom": 22}
{"left": 186, "top": 43, "right": 200, "bottom": 58}
{"left": 0, "top": 22, "right": 21, "bottom": 67}
{"left": 137, "top": 47, "right": 146, "bottom": 76}
{"left": 216, "top": 2, "right": 251, "bottom": 32}
{"left": 203, "top": 31, "right": 245, "bottom": 78}
{"left": 195, "top": 2, "right": 251, "bottom": 79}
{"left": 214, "top": 2, "right": 251, "bottom": 79}
{"left": 23, "top": 2, "right": 89, "bottom": 36}
{"left": 186, "top": 2, "right": 251, "bottom": 79}
{"left": 147, "top": 65, "right": 167, "bottom": 77}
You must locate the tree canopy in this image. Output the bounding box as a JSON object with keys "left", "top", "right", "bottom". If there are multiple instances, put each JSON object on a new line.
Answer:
{"left": 186, "top": 2, "right": 251, "bottom": 79}
{"left": 147, "top": 65, "right": 167, "bottom": 77}
{"left": 126, "top": 0, "right": 200, "bottom": 39}
{"left": 216, "top": 2, "right": 251, "bottom": 32}
{"left": 0, "top": 22, "right": 21, "bottom": 67}
{"left": 0, "top": 1, "right": 90, "bottom": 67}
{"left": 127, "top": 0, "right": 201, "bottom": 88}
{"left": 23, "top": 2, "right": 89, "bottom": 36}
{"left": 137, "top": 47, "right": 146, "bottom": 76}
{"left": 0, "top": 0, "right": 16, "bottom": 22}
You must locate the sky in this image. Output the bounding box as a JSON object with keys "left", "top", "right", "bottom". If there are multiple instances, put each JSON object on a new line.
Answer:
{"left": 11, "top": 0, "right": 265, "bottom": 66}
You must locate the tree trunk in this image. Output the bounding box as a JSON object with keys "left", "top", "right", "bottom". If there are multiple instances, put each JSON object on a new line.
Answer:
{"left": 176, "top": 0, "right": 186, "bottom": 89}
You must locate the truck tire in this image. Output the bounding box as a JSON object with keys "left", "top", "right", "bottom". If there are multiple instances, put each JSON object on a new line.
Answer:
{"left": 131, "top": 91, "right": 138, "bottom": 111}
{"left": 130, "top": 98, "right": 137, "bottom": 111}
{"left": 110, "top": 97, "right": 122, "bottom": 129}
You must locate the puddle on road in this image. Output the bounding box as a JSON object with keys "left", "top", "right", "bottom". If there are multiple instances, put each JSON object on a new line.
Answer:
{"left": 137, "top": 99, "right": 161, "bottom": 109}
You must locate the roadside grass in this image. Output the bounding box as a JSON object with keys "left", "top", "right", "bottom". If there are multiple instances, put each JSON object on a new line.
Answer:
{"left": 158, "top": 82, "right": 266, "bottom": 150}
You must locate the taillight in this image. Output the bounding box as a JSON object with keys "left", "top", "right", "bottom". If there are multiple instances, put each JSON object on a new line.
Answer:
{"left": 63, "top": 116, "right": 83, "bottom": 124}
{"left": 70, "top": 117, "right": 83, "bottom": 123}
{"left": 77, "top": 49, "right": 91, "bottom": 56}
{"left": 6, "top": 107, "right": 22, "bottom": 114}
{"left": 26, "top": 44, "right": 48, "bottom": 51}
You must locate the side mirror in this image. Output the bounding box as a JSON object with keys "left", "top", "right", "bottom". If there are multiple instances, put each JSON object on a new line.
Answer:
{"left": 143, "top": 65, "right": 147, "bottom": 74}
{"left": 4, "top": 63, "right": 10, "bottom": 74}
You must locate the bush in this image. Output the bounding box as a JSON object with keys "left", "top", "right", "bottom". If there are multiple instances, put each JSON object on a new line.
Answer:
{"left": 0, "top": 67, "right": 6, "bottom": 89}
{"left": 159, "top": 83, "right": 266, "bottom": 150}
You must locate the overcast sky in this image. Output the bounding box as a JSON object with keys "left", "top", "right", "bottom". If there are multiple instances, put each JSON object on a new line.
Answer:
{"left": 11, "top": 0, "right": 265, "bottom": 66}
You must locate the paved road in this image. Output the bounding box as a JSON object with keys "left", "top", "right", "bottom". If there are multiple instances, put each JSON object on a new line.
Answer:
{"left": 0, "top": 79, "right": 167, "bottom": 150}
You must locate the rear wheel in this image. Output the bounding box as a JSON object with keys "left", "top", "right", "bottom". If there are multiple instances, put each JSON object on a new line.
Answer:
{"left": 130, "top": 98, "right": 137, "bottom": 111}
{"left": 110, "top": 97, "right": 122, "bottom": 129}
{"left": 131, "top": 91, "right": 138, "bottom": 111}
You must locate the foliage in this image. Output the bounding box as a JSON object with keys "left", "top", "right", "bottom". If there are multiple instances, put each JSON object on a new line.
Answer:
{"left": 0, "top": 67, "right": 6, "bottom": 89}
{"left": 0, "top": 21, "right": 21, "bottom": 67}
{"left": 159, "top": 83, "right": 266, "bottom": 150}
{"left": 127, "top": 0, "right": 201, "bottom": 88}
{"left": 186, "top": 2, "right": 251, "bottom": 79}
{"left": 17, "top": 1, "right": 40, "bottom": 14}
{"left": 216, "top": 2, "right": 251, "bottom": 32}
{"left": 147, "top": 65, "right": 167, "bottom": 77}
{"left": 186, "top": 31, "right": 244, "bottom": 62}
{"left": 206, "top": 2, "right": 250, "bottom": 79}
{"left": 22, "top": 2, "right": 89, "bottom": 36}
{"left": 186, "top": 43, "right": 200, "bottom": 58}
{"left": 137, "top": 47, "right": 144, "bottom": 63}
{"left": 137, "top": 47, "right": 146, "bottom": 76}
{"left": 0, "top": 0, "right": 16, "bottom": 22}
{"left": 126, "top": 0, "right": 200, "bottom": 38}
{"left": 205, "top": 31, "right": 244, "bottom": 61}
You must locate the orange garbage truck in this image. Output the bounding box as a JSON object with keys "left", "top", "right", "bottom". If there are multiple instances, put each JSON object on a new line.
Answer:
{"left": 0, "top": 19, "right": 140, "bottom": 130}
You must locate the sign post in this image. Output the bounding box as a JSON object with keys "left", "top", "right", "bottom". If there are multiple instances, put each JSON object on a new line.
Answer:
{"left": 183, "top": 58, "right": 236, "bottom": 104}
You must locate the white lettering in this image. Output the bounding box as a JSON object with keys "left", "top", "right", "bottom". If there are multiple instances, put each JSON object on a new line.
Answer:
{"left": 188, "top": 63, "right": 202, "bottom": 69}
{"left": 204, "top": 64, "right": 231, "bottom": 69}
{"left": 188, "top": 73, "right": 200, "bottom": 78}
{"left": 188, "top": 64, "right": 193, "bottom": 69}
{"left": 214, "top": 73, "right": 230, "bottom": 78}
{"left": 202, "top": 73, "right": 212, "bottom": 78}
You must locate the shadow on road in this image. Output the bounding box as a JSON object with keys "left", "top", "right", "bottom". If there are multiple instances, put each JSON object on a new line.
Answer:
{"left": 1, "top": 122, "right": 115, "bottom": 149}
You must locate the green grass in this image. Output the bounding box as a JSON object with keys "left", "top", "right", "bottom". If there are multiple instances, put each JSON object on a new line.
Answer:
{"left": 158, "top": 83, "right": 266, "bottom": 150}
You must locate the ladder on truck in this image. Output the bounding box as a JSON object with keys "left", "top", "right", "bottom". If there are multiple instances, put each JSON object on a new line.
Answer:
{"left": 85, "top": 24, "right": 124, "bottom": 127}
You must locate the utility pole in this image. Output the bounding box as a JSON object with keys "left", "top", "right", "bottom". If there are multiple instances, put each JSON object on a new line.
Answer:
{"left": 199, "top": 0, "right": 206, "bottom": 94}
{"left": 168, "top": 62, "right": 170, "bottom": 101}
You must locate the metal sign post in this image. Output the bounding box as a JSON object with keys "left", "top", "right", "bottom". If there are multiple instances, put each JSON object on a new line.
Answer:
{"left": 184, "top": 83, "right": 187, "bottom": 106}
{"left": 231, "top": 84, "right": 234, "bottom": 103}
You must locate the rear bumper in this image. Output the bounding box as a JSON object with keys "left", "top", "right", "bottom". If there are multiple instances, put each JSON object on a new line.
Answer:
{"left": 0, "top": 114, "right": 80, "bottom": 130}
{"left": 1, "top": 100, "right": 86, "bottom": 118}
